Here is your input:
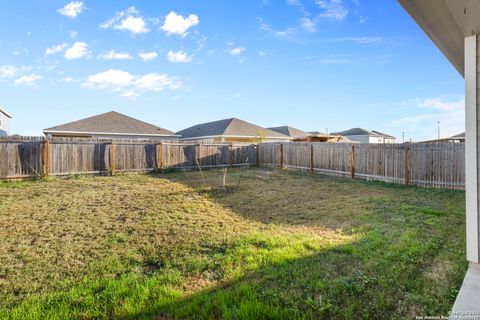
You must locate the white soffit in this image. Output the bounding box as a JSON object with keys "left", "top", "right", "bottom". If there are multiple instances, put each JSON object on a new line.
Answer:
{"left": 398, "top": 0, "right": 480, "bottom": 77}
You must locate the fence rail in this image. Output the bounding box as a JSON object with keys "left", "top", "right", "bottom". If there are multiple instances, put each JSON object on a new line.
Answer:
{"left": 0, "top": 137, "right": 466, "bottom": 189}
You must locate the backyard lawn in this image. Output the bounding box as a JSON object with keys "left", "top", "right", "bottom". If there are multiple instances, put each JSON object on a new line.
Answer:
{"left": 0, "top": 167, "right": 467, "bottom": 319}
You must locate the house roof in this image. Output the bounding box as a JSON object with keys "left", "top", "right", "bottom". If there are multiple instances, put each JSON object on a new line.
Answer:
{"left": 451, "top": 132, "right": 465, "bottom": 139}
{"left": 308, "top": 131, "right": 327, "bottom": 135}
{"left": 267, "top": 126, "right": 310, "bottom": 138}
{"left": 332, "top": 128, "right": 380, "bottom": 137}
{"left": 44, "top": 111, "right": 176, "bottom": 136}
{"left": 397, "top": 0, "right": 480, "bottom": 77}
{"left": 331, "top": 128, "right": 396, "bottom": 139}
{"left": 0, "top": 107, "right": 12, "bottom": 118}
{"left": 175, "top": 118, "right": 289, "bottom": 140}
{"left": 371, "top": 130, "right": 397, "bottom": 139}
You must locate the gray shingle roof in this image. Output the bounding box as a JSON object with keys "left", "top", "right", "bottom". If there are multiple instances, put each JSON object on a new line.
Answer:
{"left": 332, "top": 128, "right": 396, "bottom": 139}
{"left": 44, "top": 111, "right": 175, "bottom": 136}
{"left": 371, "top": 130, "right": 396, "bottom": 139}
{"left": 450, "top": 132, "right": 465, "bottom": 139}
{"left": 267, "top": 126, "right": 310, "bottom": 138}
{"left": 176, "top": 118, "right": 289, "bottom": 139}
{"left": 331, "top": 128, "right": 378, "bottom": 136}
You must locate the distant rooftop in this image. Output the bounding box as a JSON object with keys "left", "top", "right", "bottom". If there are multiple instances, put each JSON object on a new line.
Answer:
{"left": 268, "top": 126, "right": 310, "bottom": 138}
{"left": 332, "top": 128, "right": 396, "bottom": 139}
{"left": 44, "top": 111, "right": 176, "bottom": 136}
{"left": 176, "top": 118, "right": 289, "bottom": 140}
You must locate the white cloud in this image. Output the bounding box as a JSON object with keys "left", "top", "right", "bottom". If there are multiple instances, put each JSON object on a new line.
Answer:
{"left": 135, "top": 73, "right": 182, "bottom": 91}
{"left": 100, "top": 7, "right": 150, "bottom": 35}
{"left": 331, "top": 36, "right": 383, "bottom": 44}
{"left": 64, "top": 42, "right": 89, "bottom": 60}
{"left": 14, "top": 74, "right": 42, "bottom": 85}
{"left": 286, "top": 0, "right": 302, "bottom": 5}
{"left": 46, "top": 43, "right": 68, "bottom": 55}
{"left": 257, "top": 17, "right": 297, "bottom": 39}
{"left": 300, "top": 17, "right": 316, "bottom": 32}
{"left": 229, "top": 47, "right": 245, "bottom": 56}
{"left": 58, "top": 1, "right": 85, "bottom": 19}
{"left": 316, "top": 0, "right": 348, "bottom": 21}
{"left": 122, "top": 91, "right": 139, "bottom": 99}
{"left": 167, "top": 50, "right": 193, "bottom": 63}
{"left": 69, "top": 30, "right": 78, "bottom": 38}
{"left": 407, "top": 97, "right": 464, "bottom": 111}
{"left": 0, "top": 65, "right": 29, "bottom": 78}
{"left": 97, "top": 50, "right": 133, "bottom": 60}
{"left": 139, "top": 52, "right": 158, "bottom": 62}
{"left": 286, "top": 0, "right": 310, "bottom": 17}
{"left": 161, "top": 11, "right": 199, "bottom": 36}
{"left": 394, "top": 96, "right": 464, "bottom": 140}
{"left": 83, "top": 69, "right": 134, "bottom": 89}
{"left": 259, "top": 51, "right": 267, "bottom": 56}
{"left": 60, "top": 77, "right": 76, "bottom": 83}
{"left": 82, "top": 69, "right": 182, "bottom": 97}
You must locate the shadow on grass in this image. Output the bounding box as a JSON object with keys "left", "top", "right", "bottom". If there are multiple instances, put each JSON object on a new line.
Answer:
{"left": 117, "top": 233, "right": 464, "bottom": 320}
{"left": 1, "top": 168, "right": 467, "bottom": 319}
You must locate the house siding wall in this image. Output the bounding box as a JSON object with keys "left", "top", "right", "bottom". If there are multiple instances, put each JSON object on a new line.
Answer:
{"left": 477, "top": 35, "right": 480, "bottom": 261}
{"left": 343, "top": 135, "right": 395, "bottom": 144}
{"left": 465, "top": 35, "right": 479, "bottom": 263}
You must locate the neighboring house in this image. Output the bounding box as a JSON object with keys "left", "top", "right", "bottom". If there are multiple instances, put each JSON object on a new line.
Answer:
{"left": 43, "top": 111, "right": 179, "bottom": 140}
{"left": 176, "top": 118, "right": 290, "bottom": 143}
{"left": 267, "top": 126, "right": 310, "bottom": 140}
{"left": 294, "top": 133, "right": 352, "bottom": 143}
{"left": 332, "top": 128, "right": 396, "bottom": 143}
{"left": 418, "top": 132, "right": 465, "bottom": 143}
{"left": 0, "top": 107, "right": 12, "bottom": 137}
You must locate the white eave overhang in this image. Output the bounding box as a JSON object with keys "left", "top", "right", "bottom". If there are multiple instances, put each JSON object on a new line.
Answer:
{"left": 0, "top": 107, "right": 12, "bottom": 118}
{"left": 398, "top": 0, "right": 480, "bottom": 77}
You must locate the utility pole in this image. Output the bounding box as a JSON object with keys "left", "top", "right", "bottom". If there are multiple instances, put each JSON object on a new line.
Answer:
{"left": 402, "top": 132, "right": 405, "bottom": 143}
{"left": 437, "top": 121, "right": 440, "bottom": 140}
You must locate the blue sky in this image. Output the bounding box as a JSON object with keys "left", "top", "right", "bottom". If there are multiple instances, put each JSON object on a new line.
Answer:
{"left": 0, "top": 0, "right": 464, "bottom": 141}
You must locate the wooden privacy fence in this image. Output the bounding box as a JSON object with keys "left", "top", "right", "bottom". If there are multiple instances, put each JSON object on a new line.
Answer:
{"left": 258, "top": 142, "right": 465, "bottom": 189}
{"left": 0, "top": 137, "right": 466, "bottom": 189}
{"left": 0, "top": 137, "right": 257, "bottom": 179}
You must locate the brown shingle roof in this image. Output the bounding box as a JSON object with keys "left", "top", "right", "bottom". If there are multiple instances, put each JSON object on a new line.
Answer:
{"left": 44, "top": 111, "right": 175, "bottom": 136}
{"left": 176, "top": 118, "right": 289, "bottom": 139}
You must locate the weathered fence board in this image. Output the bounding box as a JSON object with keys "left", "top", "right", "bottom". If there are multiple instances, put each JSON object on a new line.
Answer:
{"left": 256, "top": 142, "right": 465, "bottom": 189}
{"left": 0, "top": 137, "right": 466, "bottom": 189}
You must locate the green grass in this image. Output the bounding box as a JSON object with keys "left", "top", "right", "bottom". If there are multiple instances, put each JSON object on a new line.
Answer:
{"left": 0, "top": 168, "right": 467, "bottom": 319}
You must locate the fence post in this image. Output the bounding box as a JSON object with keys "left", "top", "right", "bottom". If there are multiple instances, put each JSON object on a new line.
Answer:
{"left": 405, "top": 143, "right": 410, "bottom": 185}
{"left": 310, "top": 144, "right": 314, "bottom": 173}
{"left": 279, "top": 143, "right": 284, "bottom": 169}
{"left": 158, "top": 142, "right": 164, "bottom": 173}
{"left": 197, "top": 144, "right": 202, "bottom": 166}
{"left": 349, "top": 145, "right": 355, "bottom": 179}
{"left": 256, "top": 144, "right": 260, "bottom": 166}
{"left": 110, "top": 143, "right": 116, "bottom": 176}
{"left": 43, "top": 140, "right": 50, "bottom": 177}
{"left": 229, "top": 143, "right": 234, "bottom": 166}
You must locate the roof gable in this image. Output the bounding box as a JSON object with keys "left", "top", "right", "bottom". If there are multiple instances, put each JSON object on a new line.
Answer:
{"left": 333, "top": 128, "right": 376, "bottom": 136}
{"left": 268, "top": 126, "right": 310, "bottom": 138}
{"left": 371, "top": 130, "right": 396, "bottom": 139}
{"left": 176, "top": 118, "right": 289, "bottom": 139}
{"left": 44, "top": 111, "right": 175, "bottom": 136}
